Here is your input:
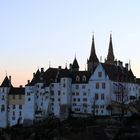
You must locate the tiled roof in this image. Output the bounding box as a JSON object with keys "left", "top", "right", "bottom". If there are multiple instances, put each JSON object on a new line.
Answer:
{"left": 71, "top": 71, "right": 91, "bottom": 83}
{"left": 9, "top": 87, "right": 25, "bottom": 95}
{"left": 26, "top": 69, "right": 44, "bottom": 86}
{"left": 43, "top": 68, "right": 58, "bottom": 86}
{"left": 101, "top": 63, "right": 135, "bottom": 82}
{"left": 136, "top": 78, "right": 140, "bottom": 84}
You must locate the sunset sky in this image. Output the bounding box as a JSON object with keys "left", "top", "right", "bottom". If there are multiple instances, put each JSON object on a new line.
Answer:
{"left": 0, "top": 0, "right": 140, "bottom": 86}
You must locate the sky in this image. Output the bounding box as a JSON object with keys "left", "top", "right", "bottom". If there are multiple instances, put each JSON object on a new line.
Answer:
{"left": 0, "top": 0, "right": 140, "bottom": 86}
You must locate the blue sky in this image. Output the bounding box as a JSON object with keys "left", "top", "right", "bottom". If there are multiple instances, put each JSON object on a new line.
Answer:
{"left": 0, "top": 0, "right": 140, "bottom": 86}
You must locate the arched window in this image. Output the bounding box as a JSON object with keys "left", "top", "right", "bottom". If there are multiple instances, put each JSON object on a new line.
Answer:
{"left": 76, "top": 75, "right": 80, "bottom": 82}
{"left": 82, "top": 75, "right": 86, "bottom": 82}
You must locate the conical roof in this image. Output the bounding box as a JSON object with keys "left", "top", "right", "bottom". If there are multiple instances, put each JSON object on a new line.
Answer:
{"left": 106, "top": 34, "right": 115, "bottom": 64}
{"left": 72, "top": 57, "right": 79, "bottom": 69}
{"left": 1, "top": 76, "right": 11, "bottom": 87}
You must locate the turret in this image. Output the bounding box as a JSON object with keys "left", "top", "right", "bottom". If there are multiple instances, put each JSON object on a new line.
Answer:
{"left": 72, "top": 57, "right": 79, "bottom": 71}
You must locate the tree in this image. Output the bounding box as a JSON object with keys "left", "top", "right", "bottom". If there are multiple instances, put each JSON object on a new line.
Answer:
{"left": 113, "top": 83, "right": 128, "bottom": 120}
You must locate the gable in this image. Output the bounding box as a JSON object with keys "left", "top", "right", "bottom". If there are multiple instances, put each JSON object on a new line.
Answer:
{"left": 89, "top": 64, "right": 109, "bottom": 81}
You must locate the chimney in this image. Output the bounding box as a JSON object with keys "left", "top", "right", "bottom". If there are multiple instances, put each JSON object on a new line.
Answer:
{"left": 58, "top": 66, "right": 61, "bottom": 70}
{"left": 41, "top": 68, "right": 44, "bottom": 73}
{"left": 27, "top": 80, "right": 30, "bottom": 84}
{"left": 125, "top": 63, "right": 128, "bottom": 70}
{"left": 118, "top": 60, "right": 123, "bottom": 67}
{"left": 19, "top": 85, "right": 23, "bottom": 88}
{"left": 114, "top": 60, "right": 117, "bottom": 66}
{"left": 69, "top": 64, "right": 72, "bottom": 71}
{"left": 33, "top": 73, "right": 35, "bottom": 77}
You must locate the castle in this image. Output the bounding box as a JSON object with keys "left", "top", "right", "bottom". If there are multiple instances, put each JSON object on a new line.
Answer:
{"left": 0, "top": 34, "right": 140, "bottom": 128}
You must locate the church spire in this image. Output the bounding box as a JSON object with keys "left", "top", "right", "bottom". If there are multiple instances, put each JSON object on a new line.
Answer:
{"left": 105, "top": 33, "right": 115, "bottom": 64}
{"left": 89, "top": 34, "right": 99, "bottom": 62}
{"left": 87, "top": 34, "right": 99, "bottom": 72}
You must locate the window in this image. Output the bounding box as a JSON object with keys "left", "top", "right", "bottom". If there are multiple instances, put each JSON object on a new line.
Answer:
{"left": 83, "top": 98, "right": 87, "bottom": 101}
{"left": 75, "top": 85, "right": 79, "bottom": 89}
{"left": 58, "top": 98, "right": 60, "bottom": 102}
{"left": 13, "top": 95, "right": 15, "bottom": 99}
{"left": 2, "top": 95, "right": 4, "bottom": 100}
{"left": 83, "top": 92, "right": 87, "bottom": 96}
{"left": 19, "top": 111, "right": 22, "bottom": 116}
{"left": 27, "top": 92, "right": 30, "bottom": 96}
{"left": 13, "top": 105, "right": 16, "bottom": 109}
{"left": 13, "top": 111, "right": 15, "bottom": 116}
{"left": 96, "top": 83, "right": 99, "bottom": 89}
{"left": 95, "top": 93, "right": 98, "bottom": 100}
{"left": 82, "top": 75, "right": 86, "bottom": 82}
{"left": 84, "top": 109, "right": 87, "bottom": 113}
{"left": 72, "top": 92, "right": 75, "bottom": 95}
{"left": 1, "top": 105, "right": 5, "bottom": 112}
{"left": 100, "top": 105, "right": 104, "bottom": 109}
{"left": 58, "top": 91, "right": 61, "bottom": 96}
{"left": 51, "top": 98, "right": 54, "bottom": 102}
{"left": 76, "top": 92, "right": 79, "bottom": 96}
{"left": 28, "top": 98, "right": 31, "bottom": 101}
{"left": 19, "top": 105, "right": 22, "bottom": 109}
{"left": 19, "top": 95, "right": 22, "bottom": 99}
{"left": 101, "top": 94, "right": 104, "bottom": 100}
{"left": 95, "top": 105, "right": 99, "bottom": 108}
{"left": 78, "top": 98, "right": 80, "bottom": 102}
{"left": 73, "top": 98, "right": 76, "bottom": 102}
{"left": 63, "top": 84, "right": 66, "bottom": 88}
{"left": 102, "top": 83, "right": 105, "bottom": 89}
{"left": 98, "top": 72, "right": 102, "bottom": 77}
{"left": 76, "top": 76, "right": 80, "bottom": 82}
{"left": 83, "top": 103, "right": 87, "bottom": 107}
{"left": 50, "top": 91, "right": 54, "bottom": 96}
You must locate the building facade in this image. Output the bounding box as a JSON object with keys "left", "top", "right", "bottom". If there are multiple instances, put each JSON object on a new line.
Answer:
{"left": 0, "top": 34, "right": 140, "bottom": 128}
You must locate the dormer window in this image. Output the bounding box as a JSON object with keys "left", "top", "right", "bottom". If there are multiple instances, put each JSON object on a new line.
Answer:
{"left": 82, "top": 75, "right": 86, "bottom": 82}
{"left": 76, "top": 75, "right": 80, "bottom": 82}
{"left": 98, "top": 72, "right": 102, "bottom": 77}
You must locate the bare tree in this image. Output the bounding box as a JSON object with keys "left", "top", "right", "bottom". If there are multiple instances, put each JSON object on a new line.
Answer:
{"left": 113, "top": 83, "right": 128, "bottom": 120}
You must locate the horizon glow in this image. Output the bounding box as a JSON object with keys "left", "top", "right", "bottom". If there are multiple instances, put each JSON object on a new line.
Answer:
{"left": 0, "top": 0, "right": 140, "bottom": 86}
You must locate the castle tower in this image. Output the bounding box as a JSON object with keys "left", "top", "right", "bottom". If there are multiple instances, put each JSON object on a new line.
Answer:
{"left": 87, "top": 34, "right": 99, "bottom": 72}
{"left": 0, "top": 76, "right": 12, "bottom": 128}
{"left": 105, "top": 34, "right": 115, "bottom": 64}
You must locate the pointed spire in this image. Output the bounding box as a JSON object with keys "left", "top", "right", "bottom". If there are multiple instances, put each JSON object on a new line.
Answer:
{"left": 72, "top": 57, "right": 79, "bottom": 69}
{"left": 106, "top": 33, "right": 115, "bottom": 64}
{"left": 72, "top": 56, "right": 79, "bottom": 71}
{"left": 89, "top": 34, "right": 99, "bottom": 62}
{"left": 87, "top": 34, "right": 99, "bottom": 72}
